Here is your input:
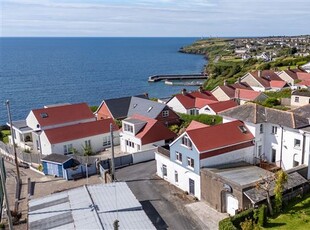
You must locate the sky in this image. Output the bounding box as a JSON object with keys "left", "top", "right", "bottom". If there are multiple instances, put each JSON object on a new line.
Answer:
{"left": 1, "top": 0, "right": 310, "bottom": 37}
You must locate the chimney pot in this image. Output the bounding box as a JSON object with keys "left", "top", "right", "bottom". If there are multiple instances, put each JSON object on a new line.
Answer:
{"left": 181, "top": 88, "right": 187, "bottom": 95}
{"left": 258, "top": 70, "right": 262, "bottom": 77}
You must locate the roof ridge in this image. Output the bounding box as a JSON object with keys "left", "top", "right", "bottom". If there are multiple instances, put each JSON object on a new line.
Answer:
{"left": 254, "top": 103, "right": 257, "bottom": 123}
{"left": 291, "top": 113, "right": 296, "bottom": 128}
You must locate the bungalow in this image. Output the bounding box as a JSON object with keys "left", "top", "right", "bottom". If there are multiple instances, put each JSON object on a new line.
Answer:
{"left": 39, "top": 119, "right": 119, "bottom": 156}
{"left": 211, "top": 82, "right": 252, "bottom": 101}
{"left": 219, "top": 103, "right": 310, "bottom": 178}
{"left": 291, "top": 90, "right": 310, "bottom": 108}
{"left": 155, "top": 120, "right": 255, "bottom": 199}
{"left": 234, "top": 89, "right": 268, "bottom": 105}
{"left": 8, "top": 103, "right": 96, "bottom": 151}
{"left": 96, "top": 95, "right": 180, "bottom": 126}
{"left": 240, "top": 70, "right": 285, "bottom": 92}
{"left": 167, "top": 88, "right": 218, "bottom": 115}
{"left": 120, "top": 115, "right": 176, "bottom": 154}
{"left": 203, "top": 100, "right": 238, "bottom": 115}
{"left": 276, "top": 68, "right": 304, "bottom": 86}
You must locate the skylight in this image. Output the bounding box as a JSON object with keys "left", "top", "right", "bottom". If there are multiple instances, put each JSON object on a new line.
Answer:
{"left": 238, "top": 125, "right": 247, "bottom": 133}
{"left": 147, "top": 106, "right": 153, "bottom": 113}
{"left": 40, "top": 113, "right": 48, "bottom": 118}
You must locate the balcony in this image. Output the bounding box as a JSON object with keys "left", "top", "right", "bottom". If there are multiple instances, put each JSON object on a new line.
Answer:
{"left": 156, "top": 145, "right": 170, "bottom": 158}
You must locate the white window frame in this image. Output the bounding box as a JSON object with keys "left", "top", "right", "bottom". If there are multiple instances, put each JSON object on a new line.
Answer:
{"left": 259, "top": 124, "right": 264, "bottom": 134}
{"left": 162, "top": 164, "right": 167, "bottom": 177}
{"left": 294, "top": 96, "right": 299, "bottom": 103}
{"left": 64, "top": 144, "right": 73, "bottom": 155}
{"left": 124, "top": 123, "right": 134, "bottom": 133}
{"left": 182, "top": 136, "right": 192, "bottom": 149}
{"left": 187, "top": 157, "right": 194, "bottom": 168}
{"left": 294, "top": 139, "right": 301, "bottom": 148}
{"left": 103, "top": 136, "right": 111, "bottom": 147}
{"left": 176, "top": 151, "right": 182, "bottom": 163}
{"left": 272, "top": 126, "right": 277, "bottom": 134}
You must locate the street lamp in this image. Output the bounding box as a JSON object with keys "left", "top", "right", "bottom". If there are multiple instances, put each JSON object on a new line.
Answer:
{"left": 5, "top": 100, "right": 21, "bottom": 181}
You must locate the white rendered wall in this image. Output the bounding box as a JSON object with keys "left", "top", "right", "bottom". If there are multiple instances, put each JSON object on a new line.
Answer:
{"left": 167, "top": 97, "right": 187, "bottom": 114}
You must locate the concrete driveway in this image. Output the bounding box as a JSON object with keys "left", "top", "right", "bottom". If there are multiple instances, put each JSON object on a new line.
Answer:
{"left": 115, "top": 160, "right": 207, "bottom": 230}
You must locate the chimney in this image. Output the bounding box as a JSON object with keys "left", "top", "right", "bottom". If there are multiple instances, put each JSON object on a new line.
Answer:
{"left": 224, "top": 80, "right": 228, "bottom": 86}
{"left": 144, "top": 92, "right": 149, "bottom": 99}
{"left": 198, "top": 86, "right": 204, "bottom": 93}
{"left": 258, "top": 70, "right": 262, "bottom": 78}
{"left": 238, "top": 78, "right": 241, "bottom": 83}
{"left": 181, "top": 88, "right": 187, "bottom": 95}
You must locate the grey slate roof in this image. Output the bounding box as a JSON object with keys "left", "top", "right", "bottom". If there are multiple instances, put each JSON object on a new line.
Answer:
{"left": 291, "top": 104, "right": 310, "bottom": 118}
{"left": 42, "top": 153, "right": 72, "bottom": 164}
{"left": 28, "top": 183, "right": 155, "bottom": 230}
{"left": 292, "top": 90, "right": 310, "bottom": 97}
{"left": 244, "top": 172, "right": 308, "bottom": 204}
{"left": 219, "top": 103, "right": 310, "bottom": 129}
{"left": 128, "top": 96, "right": 167, "bottom": 119}
{"left": 100, "top": 94, "right": 148, "bottom": 119}
{"left": 11, "top": 120, "right": 32, "bottom": 132}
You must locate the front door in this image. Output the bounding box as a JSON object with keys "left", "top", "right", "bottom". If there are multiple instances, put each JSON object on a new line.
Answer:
{"left": 189, "top": 178, "right": 195, "bottom": 195}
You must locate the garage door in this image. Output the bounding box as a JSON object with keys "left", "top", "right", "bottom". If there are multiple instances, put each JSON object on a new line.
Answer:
{"left": 226, "top": 194, "right": 238, "bottom": 216}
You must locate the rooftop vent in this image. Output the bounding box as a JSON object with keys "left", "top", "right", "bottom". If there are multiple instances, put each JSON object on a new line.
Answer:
{"left": 238, "top": 125, "right": 247, "bottom": 133}
{"left": 133, "top": 104, "right": 137, "bottom": 108}
{"left": 40, "top": 113, "right": 48, "bottom": 118}
{"left": 147, "top": 107, "right": 153, "bottom": 113}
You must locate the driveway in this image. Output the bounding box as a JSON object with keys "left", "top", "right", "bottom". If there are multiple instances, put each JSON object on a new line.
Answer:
{"left": 115, "top": 160, "right": 207, "bottom": 230}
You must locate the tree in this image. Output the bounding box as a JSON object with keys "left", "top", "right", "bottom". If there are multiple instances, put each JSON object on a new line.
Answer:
{"left": 274, "top": 170, "right": 288, "bottom": 213}
{"left": 82, "top": 145, "right": 93, "bottom": 156}
{"left": 256, "top": 173, "right": 275, "bottom": 216}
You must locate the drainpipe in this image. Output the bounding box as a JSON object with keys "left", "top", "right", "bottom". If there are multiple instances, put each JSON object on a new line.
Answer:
{"left": 301, "top": 131, "right": 306, "bottom": 165}
{"left": 279, "top": 126, "right": 284, "bottom": 169}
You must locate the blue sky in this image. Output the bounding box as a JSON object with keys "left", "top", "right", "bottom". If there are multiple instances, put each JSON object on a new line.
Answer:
{"left": 1, "top": 0, "right": 309, "bottom": 37}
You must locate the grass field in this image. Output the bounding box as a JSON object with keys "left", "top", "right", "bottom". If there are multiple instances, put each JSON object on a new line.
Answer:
{"left": 264, "top": 194, "right": 310, "bottom": 229}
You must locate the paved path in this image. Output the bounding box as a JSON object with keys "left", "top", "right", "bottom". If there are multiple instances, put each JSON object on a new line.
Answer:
{"left": 115, "top": 160, "right": 207, "bottom": 230}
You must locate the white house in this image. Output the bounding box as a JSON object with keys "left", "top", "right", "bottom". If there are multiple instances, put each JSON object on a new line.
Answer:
{"left": 167, "top": 88, "right": 218, "bottom": 115}
{"left": 220, "top": 103, "right": 310, "bottom": 178}
{"left": 155, "top": 120, "right": 255, "bottom": 200}
{"left": 120, "top": 115, "right": 176, "bottom": 154}
{"left": 202, "top": 100, "right": 238, "bottom": 115}
{"left": 38, "top": 119, "right": 119, "bottom": 156}
{"left": 291, "top": 90, "right": 310, "bottom": 108}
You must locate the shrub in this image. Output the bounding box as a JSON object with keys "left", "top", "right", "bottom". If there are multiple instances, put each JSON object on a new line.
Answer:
{"left": 38, "top": 164, "right": 43, "bottom": 172}
{"left": 232, "top": 208, "right": 254, "bottom": 228}
{"left": 219, "top": 218, "right": 237, "bottom": 230}
{"left": 258, "top": 205, "right": 267, "bottom": 227}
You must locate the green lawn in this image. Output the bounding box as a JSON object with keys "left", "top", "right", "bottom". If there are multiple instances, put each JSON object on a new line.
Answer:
{"left": 1, "top": 130, "right": 10, "bottom": 143}
{"left": 264, "top": 195, "right": 310, "bottom": 229}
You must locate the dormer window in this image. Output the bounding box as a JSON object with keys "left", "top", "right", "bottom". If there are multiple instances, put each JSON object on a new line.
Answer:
{"left": 124, "top": 124, "right": 133, "bottom": 133}
{"left": 40, "top": 113, "right": 48, "bottom": 118}
{"left": 238, "top": 125, "right": 247, "bottom": 133}
{"left": 181, "top": 135, "right": 192, "bottom": 149}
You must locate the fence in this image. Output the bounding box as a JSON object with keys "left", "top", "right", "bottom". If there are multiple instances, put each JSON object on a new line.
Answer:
{"left": 0, "top": 141, "right": 41, "bottom": 164}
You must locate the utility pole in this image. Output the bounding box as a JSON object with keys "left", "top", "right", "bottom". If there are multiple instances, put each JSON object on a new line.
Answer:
{"left": 5, "top": 100, "right": 20, "bottom": 182}
{"left": 0, "top": 157, "right": 13, "bottom": 229}
{"left": 110, "top": 123, "right": 115, "bottom": 182}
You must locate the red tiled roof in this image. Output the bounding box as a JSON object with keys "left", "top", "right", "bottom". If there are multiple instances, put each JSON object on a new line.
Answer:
{"left": 44, "top": 119, "right": 116, "bottom": 144}
{"left": 186, "top": 120, "right": 209, "bottom": 131}
{"left": 32, "top": 103, "right": 95, "bottom": 127}
{"left": 270, "top": 80, "right": 288, "bottom": 88}
{"left": 296, "top": 80, "right": 310, "bottom": 86}
{"left": 297, "top": 72, "right": 310, "bottom": 81}
{"left": 175, "top": 91, "right": 217, "bottom": 109}
{"left": 207, "top": 100, "right": 238, "bottom": 113}
{"left": 248, "top": 70, "right": 282, "bottom": 88}
{"left": 130, "top": 115, "right": 177, "bottom": 145}
{"left": 235, "top": 89, "right": 264, "bottom": 101}
{"left": 186, "top": 120, "right": 254, "bottom": 153}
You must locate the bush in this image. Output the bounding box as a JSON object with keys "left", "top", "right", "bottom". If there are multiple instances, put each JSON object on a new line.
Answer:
{"left": 178, "top": 113, "right": 222, "bottom": 127}
{"left": 262, "top": 97, "right": 280, "bottom": 107}
{"left": 219, "top": 218, "right": 237, "bottom": 230}
{"left": 232, "top": 208, "right": 254, "bottom": 228}
{"left": 38, "top": 164, "right": 43, "bottom": 172}
{"left": 258, "top": 205, "right": 267, "bottom": 227}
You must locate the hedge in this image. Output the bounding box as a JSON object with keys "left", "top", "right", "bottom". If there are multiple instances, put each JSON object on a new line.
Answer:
{"left": 219, "top": 218, "right": 237, "bottom": 230}
{"left": 219, "top": 208, "right": 255, "bottom": 230}
{"left": 258, "top": 204, "right": 267, "bottom": 227}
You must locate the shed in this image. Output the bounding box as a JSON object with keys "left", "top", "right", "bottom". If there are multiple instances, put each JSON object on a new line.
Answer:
{"left": 42, "top": 154, "right": 75, "bottom": 178}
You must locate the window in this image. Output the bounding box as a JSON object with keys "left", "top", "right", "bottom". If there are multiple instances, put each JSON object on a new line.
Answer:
{"left": 272, "top": 126, "right": 277, "bottom": 134}
{"left": 137, "top": 144, "right": 141, "bottom": 151}
{"left": 176, "top": 151, "right": 182, "bottom": 162}
{"left": 103, "top": 136, "right": 111, "bottom": 147}
{"left": 85, "top": 140, "right": 91, "bottom": 148}
{"left": 162, "top": 110, "right": 169, "bottom": 117}
{"left": 190, "top": 109, "right": 198, "bottom": 115}
{"left": 271, "top": 149, "right": 276, "bottom": 163}
{"left": 187, "top": 157, "right": 194, "bottom": 168}
{"left": 126, "top": 140, "right": 135, "bottom": 148}
{"left": 175, "top": 171, "right": 178, "bottom": 183}
{"left": 124, "top": 124, "right": 133, "bottom": 133}
{"left": 294, "top": 139, "right": 301, "bottom": 148}
{"left": 259, "top": 124, "right": 263, "bottom": 134}
{"left": 64, "top": 144, "right": 73, "bottom": 155}
{"left": 258, "top": 145, "right": 262, "bottom": 156}
{"left": 162, "top": 164, "right": 167, "bottom": 177}
{"left": 182, "top": 136, "right": 192, "bottom": 149}
{"left": 294, "top": 96, "right": 299, "bottom": 103}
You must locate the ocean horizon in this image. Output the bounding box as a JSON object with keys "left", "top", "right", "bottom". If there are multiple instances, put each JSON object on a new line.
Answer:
{"left": 0, "top": 37, "right": 206, "bottom": 124}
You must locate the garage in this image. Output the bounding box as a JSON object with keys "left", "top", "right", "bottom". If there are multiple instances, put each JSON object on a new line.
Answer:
{"left": 42, "top": 153, "right": 74, "bottom": 178}
{"left": 226, "top": 193, "right": 239, "bottom": 216}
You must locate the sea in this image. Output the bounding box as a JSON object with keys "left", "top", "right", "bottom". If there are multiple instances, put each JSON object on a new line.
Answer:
{"left": 0, "top": 37, "right": 206, "bottom": 125}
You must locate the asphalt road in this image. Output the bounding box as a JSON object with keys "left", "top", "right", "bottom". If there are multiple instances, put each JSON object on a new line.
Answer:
{"left": 115, "top": 160, "right": 205, "bottom": 230}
